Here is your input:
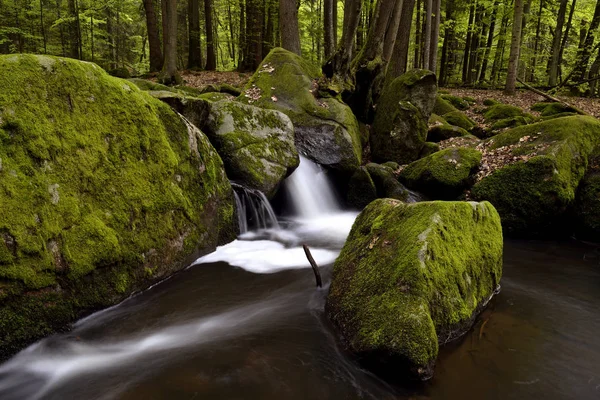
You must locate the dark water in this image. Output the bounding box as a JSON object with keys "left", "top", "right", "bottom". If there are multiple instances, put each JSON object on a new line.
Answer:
{"left": 1, "top": 239, "right": 599, "bottom": 400}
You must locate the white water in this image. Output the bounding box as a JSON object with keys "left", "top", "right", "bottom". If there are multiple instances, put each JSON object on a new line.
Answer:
{"left": 194, "top": 156, "right": 358, "bottom": 273}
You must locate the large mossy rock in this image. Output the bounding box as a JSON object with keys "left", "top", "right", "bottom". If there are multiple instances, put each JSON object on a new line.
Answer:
{"left": 347, "top": 166, "right": 377, "bottom": 209}
{"left": 471, "top": 115, "right": 600, "bottom": 234}
{"left": 399, "top": 148, "right": 482, "bottom": 199}
{"left": 203, "top": 100, "right": 299, "bottom": 198}
{"left": 573, "top": 155, "right": 600, "bottom": 240}
{"left": 365, "top": 163, "right": 415, "bottom": 202}
{"left": 237, "top": 48, "right": 361, "bottom": 173}
{"left": 443, "top": 111, "right": 476, "bottom": 131}
{"left": 326, "top": 199, "right": 503, "bottom": 380}
{"left": 0, "top": 55, "right": 236, "bottom": 358}
{"left": 371, "top": 70, "right": 437, "bottom": 164}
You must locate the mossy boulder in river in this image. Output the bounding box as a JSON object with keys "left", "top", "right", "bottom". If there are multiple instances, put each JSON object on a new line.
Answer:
{"left": 0, "top": 55, "right": 236, "bottom": 358}
{"left": 399, "top": 148, "right": 482, "bottom": 199}
{"left": 371, "top": 70, "right": 436, "bottom": 164}
{"left": 203, "top": 100, "right": 299, "bottom": 198}
{"left": 347, "top": 167, "right": 377, "bottom": 209}
{"left": 471, "top": 115, "right": 600, "bottom": 235}
{"left": 326, "top": 199, "right": 503, "bottom": 380}
{"left": 237, "top": 48, "right": 362, "bottom": 174}
{"left": 365, "top": 163, "right": 416, "bottom": 202}
{"left": 573, "top": 154, "right": 600, "bottom": 240}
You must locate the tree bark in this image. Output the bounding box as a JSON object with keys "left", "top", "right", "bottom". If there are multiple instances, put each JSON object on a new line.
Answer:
{"left": 383, "top": 0, "right": 404, "bottom": 63}
{"left": 462, "top": 2, "right": 475, "bottom": 84}
{"left": 505, "top": 0, "right": 524, "bottom": 94}
{"left": 529, "top": 0, "right": 544, "bottom": 82}
{"left": 428, "top": 0, "right": 440, "bottom": 73}
{"left": 479, "top": 0, "right": 499, "bottom": 83}
{"left": 387, "top": 0, "right": 416, "bottom": 81}
{"left": 414, "top": 0, "right": 422, "bottom": 68}
{"left": 558, "top": 0, "right": 577, "bottom": 79}
{"left": 439, "top": 0, "right": 455, "bottom": 85}
{"left": 324, "top": 0, "right": 335, "bottom": 58}
{"left": 67, "top": 0, "right": 79, "bottom": 59}
{"left": 572, "top": 0, "right": 600, "bottom": 82}
{"left": 145, "top": 0, "right": 164, "bottom": 72}
{"left": 323, "top": 0, "right": 363, "bottom": 77}
{"left": 548, "top": 0, "right": 568, "bottom": 86}
{"left": 159, "top": 0, "right": 180, "bottom": 84}
{"left": 204, "top": 0, "right": 217, "bottom": 70}
{"left": 280, "top": 0, "right": 301, "bottom": 54}
{"left": 423, "top": 0, "right": 432, "bottom": 69}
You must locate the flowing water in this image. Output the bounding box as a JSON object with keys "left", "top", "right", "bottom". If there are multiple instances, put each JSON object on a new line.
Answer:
{"left": 1, "top": 158, "right": 600, "bottom": 399}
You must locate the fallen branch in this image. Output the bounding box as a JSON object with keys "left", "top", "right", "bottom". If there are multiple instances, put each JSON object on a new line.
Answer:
{"left": 303, "top": 245, "right": 322, "bottom": 288}
{"left": 517, "top": 78, "right": 587, "bottom": 115}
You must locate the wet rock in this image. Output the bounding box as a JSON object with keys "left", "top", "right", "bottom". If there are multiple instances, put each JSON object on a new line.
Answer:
{"left": 347, "top": 167, "right": 377, "bottom": 209}
{"left": 327, "top": 199, "right": 503, "bottom": 380}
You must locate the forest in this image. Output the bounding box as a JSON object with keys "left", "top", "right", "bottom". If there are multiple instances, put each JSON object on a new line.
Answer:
{"left": 2, "top": 0, "right": 600, "bottom": 96}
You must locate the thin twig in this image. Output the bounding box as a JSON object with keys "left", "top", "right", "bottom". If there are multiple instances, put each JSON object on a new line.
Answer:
{"left": 303, "top": 245, "right": 322, "bottom": 288}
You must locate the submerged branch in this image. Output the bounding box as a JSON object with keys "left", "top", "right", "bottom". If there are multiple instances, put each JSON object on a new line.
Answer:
{"left": 303, "top": 245, "right": 322, "bottom": 288}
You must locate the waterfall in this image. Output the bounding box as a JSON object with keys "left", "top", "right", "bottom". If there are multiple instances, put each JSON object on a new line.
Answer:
{"left": 231, "top": 183, "right": 279, "bottom": 233}
{"left": 284, "top": 156, "right": 339, "bottom": 219}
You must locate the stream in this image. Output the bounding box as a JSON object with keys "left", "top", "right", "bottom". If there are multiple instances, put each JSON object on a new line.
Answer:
{"left": 0, "top": 157, "right": 599, "bottom": 399}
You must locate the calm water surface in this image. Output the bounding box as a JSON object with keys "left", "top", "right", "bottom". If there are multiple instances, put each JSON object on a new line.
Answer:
{"left": 0, "top": 238, "right": 599, "bottom": 400}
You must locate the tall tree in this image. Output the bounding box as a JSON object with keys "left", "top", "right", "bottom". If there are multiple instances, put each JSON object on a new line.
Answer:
{"left": 323, "top": 0, "right": 363, "bottom": 77}
{"left": 423, "top": 0, "right": 432, "bottom": 69}
{"left": 479, "top": 0, "right": 499, "bottom": 83}
{"left": 205, "top": 0, "right": 217, "bottom": 70}
{"left": 280, "top": 0, "right": 301, "bottom": 54}
{"left": 159, "top": 0, "right": 180, "bottom": 84}
{"left": 428, "top": 0, "right": 440, "bottom": 73}
{"left": 145, "top": 0, "right": 164, "bottom": 72}
{"left": 383, "top": 0, "right": 405, "bottom": 63}
{"left": 505, "top": 0, "right": 525, "bottom": 94}
{"left": 549, "top": 0, "right": 568, "bottom": 86}
{"left": 324, "top": 0, "right": 335, "bottom": 58}
{"left": 67, "top": 0, "right": 80, "bottom": 59}
{"left": 572, "top": 0, "right": 600, "bottom": 83}
{"left": 387, "top": 0, "right": 416, "bottom": 80}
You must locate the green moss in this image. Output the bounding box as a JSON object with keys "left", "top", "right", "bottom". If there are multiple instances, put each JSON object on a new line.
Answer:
{"left": 484, "top": 104, "right": 524, "bottom": 122}
{"left": 237, "top": 48, "right": 361, "bottom": 172}
{"left": 531, "top": 102, "right": 579, "bottom": 116}
{"left": 365, "top": 163, "right": 411, "bottom": 201}
{"left": 326, "top": 199, "right": 503, "bottom": 379}
{"left": 471, "top": 115, "right": 600, "bottom": 234}
{"left": 490, "top": 116, "right": 530, "bottom": 131}
{"left": 420, "top": 142, "right": 440, "bottom": 158}
{"left": 429, "top": 113, "right": 447, "bottom": 125}
{"left": 433, "top": 96, "right": 458, "bottom": 116}
{"left": 540, "top": 111, "right": 577, "bottom": 121}
{"left": 399, "top": 148, "right": 482, "bottom": 199}
{"left": 427, "top": 124, "right": 470, "bottom": 142}
{"left": 204, "top": 100, "right": 299, "bottom": 198}
{"left": 0, "top": 54, "right": 235, "bottom": 356}
{"left": 440, "top": 94, "right": 470, "bottom": 110}
{"left": 443, "top": 111, "right": 476, "bottom": 131}
{"left": 483, "top": 99, "right": 499, "bottom": 107}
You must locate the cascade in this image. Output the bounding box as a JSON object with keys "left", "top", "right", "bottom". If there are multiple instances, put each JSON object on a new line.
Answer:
{"left": 231, "top": 183, "right": 279, "bottom": 233}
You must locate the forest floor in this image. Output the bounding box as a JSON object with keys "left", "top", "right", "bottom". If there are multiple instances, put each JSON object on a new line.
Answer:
{"left": 176, "top": 71, "right": 600, "bottom": 119}
{"left": 445, "top": 88, "right": 600, "bottom": 119}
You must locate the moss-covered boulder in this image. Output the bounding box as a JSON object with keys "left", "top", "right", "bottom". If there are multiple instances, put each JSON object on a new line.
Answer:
{"left": 237, "top": 48, "right": 361, "bottom": 173}
{"left": 326, "top": 199, "right": 503, "bottom": 380}
{"left": 440, "top": 94, "right": 470, "bottom": 110}
{"left": 371, "top": 70, "right": 437, "bottom": 164}
{"left": 490, "top": 116, "right": 530, "bottom": 131}
{"left": 365, "top": 163, "right": 414, "bottom": 201}
{"left": 399, "top": 148, "right": 482, "bottom": 199}
{"left": 573, "top": 155, "right": 600, "bottom": 240}
{"left": 433, "top": 95, "right": 458, "bottom": 116}
{"left": 428, "top": 124, "right": 470, "bottom": 142}
{"left": 443, "top": 111, "right": 476, "bottom": 131}
{"left": 0, "top": 55, "right": 236, "bottom": 358}
{"left": 483, "top": 104, "right": 524, "bottom": 122}
{"left": 531, "top": 102, "right": 579, "bottom": 117}
{"left": 203, "top": 100, "right": 299, "bottom": 197}
{"left": 471, "top": 115, "right": 600, "bottom": 234}
{"left": 420, "top": 142, "right": 440, "bottom": 157}
{"left": 483, "top": 99, "right": 499, "bottom": 106}
{"left": 347, "top": 167, "right": 377, "bottom": 209}
{"left": 148, "top": 90, "right": 212, "bottom": 129}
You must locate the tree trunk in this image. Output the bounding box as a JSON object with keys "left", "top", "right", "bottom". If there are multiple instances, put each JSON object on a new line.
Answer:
{"left": 387, "top": 0, "right": 416, "bottom": 80}
{"left": 428, "top": 0, "right": 440, "bottom": 73}
{"left": 468, "top": 3, "right": 483, "bottom": 83}
{"left": 67, "top": 0, "right": 79, "bottom": 59}
{"left": 462, "top": 2, "right": 475, "bottom": 84}
{"left": 144, "top": 0, "right": 164, "bottom": 72}
{"left": 238, "top": 0, "right": 246, "bottom": 69}
{"left": 204, "top": 0, "right": 217, "bottom": 70}
{"left": 439, "top": 0, "right": 455, "bottom": 85}
{"left": 323, "top": 0, "right": 363, "bottom": 77}
{"left": 40, "top": 0, "right": 47, "bottom": 53}
{"left": 414, "top": 0, "right": 422, "bottom": 68}
{"left": 187, "top": 0, "right": 202, "bottom": 69}
{"left": 240, "top": 0, "right": 263, "bottom": 71}
{"left": 491, "top": 4, "right": 510, "bottom": 86}
{"left": 333, "top": 0, "right": 338, "bottom": 46}
{"left": 558, "top": 0, "right": 576, "bottom": 79}
{"left": 505, "top": 0, "right": 524, "bottom": 94}
{"left": 383, "top": 0, "right": 404, "bottom": 63}
{"left": 572, "top": 0, "right": 600, "bottom": 82}
{"left": 548, "top": 0, "right": 568, "bottom": 86}
{"left": 529, "top": 0, "right": 544, "bottom": 82}
{"left": 479, "top": 0, "right": 499, "bottom": 83}
{"left": 159, "top": 0, "right": 180, "bottom": 84}
{"left": 280, "top": 0, "right": 301, "bottom": 54}
{"left": 423, "top": 0, "right": 432, "bottom": 69}
{"left": 324, "top": 0, "right": 335, "bottom": 58}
